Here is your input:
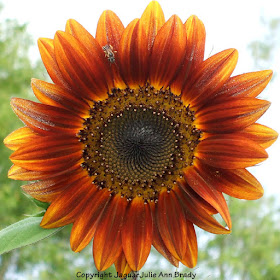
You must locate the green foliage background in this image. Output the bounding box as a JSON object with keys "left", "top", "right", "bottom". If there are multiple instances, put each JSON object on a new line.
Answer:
{"left": 0, "top": 2, "right": 279, "bottom": 279}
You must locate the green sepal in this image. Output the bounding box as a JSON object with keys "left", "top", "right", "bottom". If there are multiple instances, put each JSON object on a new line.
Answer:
{"left": 0, "top": 217, "right": 62, "bottom": 255}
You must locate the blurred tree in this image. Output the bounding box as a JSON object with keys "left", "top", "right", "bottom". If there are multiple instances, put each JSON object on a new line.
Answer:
{"left": 197, "top": 196, "right": 280, "bottom": 280}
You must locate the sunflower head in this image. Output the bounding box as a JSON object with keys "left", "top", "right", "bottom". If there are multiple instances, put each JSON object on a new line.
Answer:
{"left": 4, "top": 0, "right": 278, "bottom": 275}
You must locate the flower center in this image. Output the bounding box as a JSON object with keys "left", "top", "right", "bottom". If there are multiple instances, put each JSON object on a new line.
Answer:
{"left": 78, "top": 85, "right": 201, "bottom": 203}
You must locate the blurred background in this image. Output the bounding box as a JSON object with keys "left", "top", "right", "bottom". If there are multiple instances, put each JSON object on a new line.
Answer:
{"left": 0, "top": 0, "right": 279, "bottom": 279}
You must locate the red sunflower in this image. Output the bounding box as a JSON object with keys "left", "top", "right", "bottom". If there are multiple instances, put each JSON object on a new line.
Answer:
{"left": 4, "top": 0, "right": 278, "bottom": 275}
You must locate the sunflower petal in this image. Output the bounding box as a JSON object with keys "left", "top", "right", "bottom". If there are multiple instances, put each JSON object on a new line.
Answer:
{"left": 118, "top": 19, "right": 150, "bottom": 87}
{"left": 238, "top": 123, "right": 278, "bottom": 149}
{"left": 150, "top": 15, "right": 187, "bottom": 88}
{"left": 10, "top": 135, "right": 82, "bottom": 172}
{"left": 150, "top": 203, "right": 179, "bottom": 267}
{"left": 38, "top": 38, "right": 68, "bottom": 87}
{"left": 114, "top": 251, "right": 132, "bottom": 277}
{"left": 4, "top": 127, "right": 38, "bottom": 151}
{"left": 196, "top": 162, "right": 264, "bottom": 200}
{"left": 171, "top": 15, "right": 206, "bottom": 94}
{"left": 175, "top": 183, "right": 230, "bottom": 234}
{"left": 21, "top": 169, "right": 87, "bottom": 202}
{"left": 95, "top": 10, "right": 126, "bottom": 88}
{"left": 40, "top": 175, "right": 94, "bottom": 228}
{"left": 156, "top": 190, "right": 188, "bottom": 260}
{"left": 196, "top": 97, "right": 271, "bottom": 133}
{"left": 140, "top": 0, "right": 165, "bottom": 51}
{"left": 184, "top": 166, "right": 232, "bottom": 229}
{"left": 181, "top": 222, "right": 197, "bottom": 268}
{"left": 213, "top": 70, "right": 273, "bottom": 101}
{"left": 10, "top": 98, "right": 82, "bottom": 135}
{"left": 182, "top": 48, "right": 238, "bottom": 108}
{"left": 196, "top": 135, "right": 268, "bottom": 169}
{"left": 31, "top": 78, "right": 89, "bottom": 116}
{"left": 54, "top": 31, "right": 111, "bottom": 100}
{"left": 93, "top": 195, "right": 128, "bottom": 271}
{"left": 122, "top": 197, "right": 153, "bottom": 271}
{"left": 96, "top": 10, "right": 124, "bottom": 49}
{"left": 70, "top": 189, "right": 111, "bottom": 252}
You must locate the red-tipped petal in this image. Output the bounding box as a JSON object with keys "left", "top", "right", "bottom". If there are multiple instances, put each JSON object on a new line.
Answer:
{"left": 31, "top": 78, "right": 89, "bottom": 116}
{"left": 118, "top": 19, "right": 150, "bottom": 87}
{"left": 140, "top": 1, "right": 165, "bottom": 51}
{"left": 10, "top": 98, "right": 82, "bottom": 135}
{"left": 38, "top": 38, "right": 68, "bottom": 87}
{"left": 196, "top": 135, "right": 268, "bottom": 169}
{"left": 171, "top": 15, "right": 206, "bottom": 94}
{"left": 4, "top": 127, "right": 39, "bottom": 151}
{"left": 21, "top": 169, "right": 87, "bottom": 202}
{"left": 238, "top": 123, "right": 278, "bottom": 149}
{"left": 54, "top": 31, "right": 111, "bottom": 101}
{"left": 40, "top": 175, "right": 94, "bottom": 228}
{"left": 196, "top": 97, "right": 271, "bottom": 133}
{"left": 156, "top": 190, "right": 188, "bottom": 260}
{"left": 213, "top": 70, "right": 273, "bottom": 101}
{"left": 122, "top": 197, "right": 153, "bottom": 271}
{"left": 96, "top": 10, "right": 124, "bottom": 49}
{"left": 95, "top": 10, "right": 126, "bottom": 88}
{"left": 70, "top": 189, "right": 111, "bottom": 252}
{"left": 181, "top": 222, "right": 197, "bottom": 268}
{"left": 10, "top": 135, "right": 82, "bottom": 172}
{"left": 151, "top": 203, "right": 179, "bottom": 267}
{"left": 114, "top": 251, "right": 132, "bottom": 277}
{"left": 184, "top": 166, "right": 232, "bottom": 229}
{"left": 93, "top": 195, "right": 128, "bottom": 271}
{"left": 196, "top": 162, "right": 264, "bottom": 200}
{"left": 150, "top": 15, "right": 187, "bottom": 88}
{"left": 175, "top": 183, "right": 230, "bottom": 234}
{"left": 182, "top": 48, "right": 238, "bottom": 108}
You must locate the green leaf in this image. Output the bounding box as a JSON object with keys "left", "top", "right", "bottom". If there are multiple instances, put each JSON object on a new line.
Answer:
{"left": 31, "top": 198, "right": 50, "bottom": 210}
{"left": 0, "top": 217, "right": 62, "bottom": 255}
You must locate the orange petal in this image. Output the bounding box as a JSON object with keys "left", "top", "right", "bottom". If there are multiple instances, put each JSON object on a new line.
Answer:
{"left": 8, "top": 164, "right": 79, "bottom": 181}
{"left": 150, "top": 15, "right": 187, "bottom": 88}
{"left": 175, "top": 183, "right": 230, "bottom": 234}
{"left": 40, "top": 175, "right": 94, "bottom": 228}
{"left": 4, "top": 127, "right": 39, "bottom": 151}
{"left": 95, "top": 10, "right": 126, "bottom": 88}
{"left": 181, "top": 222, "right": 197, "bottom": 268}
{"left": 10, "top": 135, "right": 82, "bottom": 172}
{"left": 213, "top": 70, "right": 273, "bottom": 101}
{"left": 184, "top": 166, "right": 232, "bottom": 229}
{"left": 196, "top": 97, "right": 271, "bottom": 133}
{"left": 114, "top": 251, "right": 132, "bottom": 277}
{"left": 171, "top": 15, "right": 206, "bottom": 94}
{"left": 10, "top": 98, "right": 83, "bottom": 135}
{"left": 38, "top": 38, "right": 69, "bottom": 87}
{"left": 70, "top": 189, "right": 111, "bottom": 252}
{"left": 54, "top": 31, "right": 111, "bottom": 101}
{"left": 196, "top": 161, "right": 264, "bottom": 200}
{"left": 182, "top": 48, "right": 238, "bottom": 108}
{"left": 118, "top": 18, "right": 150, "bottom": 87}
{"left": 156, "top": 190, "right": 188, "bottom": 260}
{"left": 140, "top": 1, "right": 165, "bottom": 51}
{"left": 151, "top": 203, "right": 179, "bottom": 267}
{"left": 122, "top": 197, "right": 153, "bottom": 271}
{"left": 31, "top": 78, "right": 89, "bottom": 116}
{"left": 196, "top": 135, "right": 268, "bottom": 169}
{"left": 93, "top": 195, "right": 128, "bottom": 271}
{"left": 96, "top": 10, "right": 124, "bottom": 49}
{"left": 21, "top": 169, "right": 87, "bottom": 202}
{"left": 238, "top": 123, "right": 278, "bottom": 149}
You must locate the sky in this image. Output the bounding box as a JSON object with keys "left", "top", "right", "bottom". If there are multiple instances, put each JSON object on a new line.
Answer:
{"left": 2, "top": 0, "right": 280, "bottom": 197}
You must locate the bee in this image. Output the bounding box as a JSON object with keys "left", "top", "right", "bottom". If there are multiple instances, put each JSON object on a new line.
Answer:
{"left": 102, "top": 44, "right": 117, "bottom": 64}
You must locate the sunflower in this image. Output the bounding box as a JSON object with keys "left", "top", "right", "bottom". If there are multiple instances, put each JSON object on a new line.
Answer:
{"left": 4, "top": 0, "right": 278, "bottom": 275}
